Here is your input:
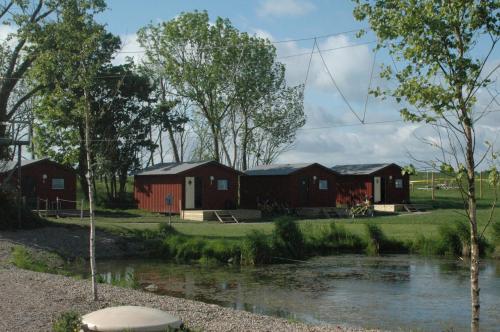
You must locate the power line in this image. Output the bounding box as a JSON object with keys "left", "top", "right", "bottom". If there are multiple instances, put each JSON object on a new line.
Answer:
{"left": 315, "top": 40, "right": 364, "bottom": 123}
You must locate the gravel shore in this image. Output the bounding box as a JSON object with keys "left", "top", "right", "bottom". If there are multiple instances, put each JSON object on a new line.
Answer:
{"left": 0, "top": 229, "right": 376, "bottom": 332}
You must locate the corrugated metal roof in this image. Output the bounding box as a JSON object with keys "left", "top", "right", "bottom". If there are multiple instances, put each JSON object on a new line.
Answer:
{"left": 244, "top": 163, "right": 316, "bottom": 176}
{"left": 0, "top": 158, "right": 48, "bottom": 173}
{"left": 331, "top": 163, "right": 396, "bottom": 175}
{"left": 135, "top": 161, "right": 215, "bottom": 176}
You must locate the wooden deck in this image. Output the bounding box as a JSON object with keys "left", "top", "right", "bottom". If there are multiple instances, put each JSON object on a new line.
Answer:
{"left": 181, "top": 209, "right": 261, "bottom": 222}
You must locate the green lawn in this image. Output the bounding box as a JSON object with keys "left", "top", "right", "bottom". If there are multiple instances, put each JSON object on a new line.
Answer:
{"left": 55, "top": 176, "right": 498, "bottom": 243}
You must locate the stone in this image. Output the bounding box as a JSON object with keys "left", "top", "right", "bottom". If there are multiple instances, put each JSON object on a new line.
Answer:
{"left": 82, "top": 305, "right": 182, "bottom": 332}
{"left": 144, "top": 283, "right": 159, "bottom": 292}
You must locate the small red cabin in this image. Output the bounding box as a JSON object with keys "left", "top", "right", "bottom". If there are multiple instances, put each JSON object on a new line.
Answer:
{"left": 332, "top": 163, "right": 410, "bottom": 206}
{"left": 0, "top": 158, "right": 77, "bottom": 209}
{"left": 240, "top": 163, "right": 337, "bottom": 209}
{"left": 134, "top": 161, "right": 242, "bottom": 213}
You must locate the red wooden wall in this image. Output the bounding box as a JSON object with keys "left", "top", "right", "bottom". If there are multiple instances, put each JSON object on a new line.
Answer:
{"left": 336, "top": 165, "right": 410, "bottom": 205}
{"left": 134, "top": 163, "right": 240, "bottom": 213}
{"left": 240, "top": 164, "right": 337, "bottom": 209}
{"left": 0, "top": 160, "right": 77, "bottom": 209}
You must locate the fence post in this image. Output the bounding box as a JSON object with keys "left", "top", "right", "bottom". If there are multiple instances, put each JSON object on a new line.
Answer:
{"left": 45, "top": 199, "right": 48, "bottom": 217}
{"left": 36, "top": 197, "right": 40, "bottom": 217}
{"left": 56, "top": 197, "right": 59, "bottom": 218}
{"left": 179, "top": 199, "right": 183, "bottom": 219}
{"left": 81, "top": 199, "right": 84, "bottom": 220}
{"left": 431, "top": 172, "right": 435, "bottom": 201}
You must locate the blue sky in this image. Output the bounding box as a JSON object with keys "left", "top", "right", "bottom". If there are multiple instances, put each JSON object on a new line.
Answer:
{"left": 96, "top": 0, "right": 500, "bottom": 169}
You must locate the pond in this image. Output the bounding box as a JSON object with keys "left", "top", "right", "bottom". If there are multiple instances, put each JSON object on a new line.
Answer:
{"left": 82, "top": 255, "right": 500, "bottom": 331}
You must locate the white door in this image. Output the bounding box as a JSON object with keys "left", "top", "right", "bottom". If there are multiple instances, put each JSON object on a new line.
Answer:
{"left": 185, "top": 177, "right": 195, "bottom": 209}
{"left": 374, "top": 176, "right": 381, "bottom": 203}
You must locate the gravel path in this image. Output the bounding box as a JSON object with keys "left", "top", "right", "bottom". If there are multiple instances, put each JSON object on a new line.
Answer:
{"left": 0, "top": 229, "right": 377, "bottom": 332}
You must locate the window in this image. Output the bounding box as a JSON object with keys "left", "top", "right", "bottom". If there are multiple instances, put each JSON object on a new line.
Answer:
{"left": 52, "top": 178, "right": 65, "bottom": 190}
{"left": 319, "top": 179, "right": 328, "bottom": 190}
{"left": 217, "top": 179, "right": 228, "bottom": 191}
{"left": 395, "top": 179, "right": 403, "bottom": 189}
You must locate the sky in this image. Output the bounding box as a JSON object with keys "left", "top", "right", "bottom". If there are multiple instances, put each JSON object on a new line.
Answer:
{"left": 6, "top": 0, "right": 499, "bottom": 169}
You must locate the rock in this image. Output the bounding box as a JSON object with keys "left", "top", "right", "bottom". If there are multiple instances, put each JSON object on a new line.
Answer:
{"left": 144, "top": 283, "right": 159, "bottom": 292}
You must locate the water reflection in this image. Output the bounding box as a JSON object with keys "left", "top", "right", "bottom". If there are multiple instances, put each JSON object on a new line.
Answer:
{"left": 80, "top": 255, "right": 500, "bottom": 332}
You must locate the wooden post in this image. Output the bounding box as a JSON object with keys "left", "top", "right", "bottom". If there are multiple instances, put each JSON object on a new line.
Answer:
{"left": 431, "top": 172, "right": 435, "bottom": 201}
{"left": 45, "top": 199, "right": 48, "bottom": 217}
{"left": 479, "top": 171, "right": 483, "bottom": 199}
{"left": 80, "top": 199, "right": 84, "bottom": 220}
{"left": 17, "top": 144, "right": 22, "bottom": 227}
{"left": 36, "top": 197, "right": 40, "bottom": 217}
{"left": 56, "top": 197, "right": 59, "bottom": 218}
{"left": 179, "top": 199, "right": 183, "bottom": 220}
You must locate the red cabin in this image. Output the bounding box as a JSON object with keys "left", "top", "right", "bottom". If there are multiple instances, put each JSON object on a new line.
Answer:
{"left": 240, "top": 163, "right": 337, "bottom": 209}
{"left": 332, "top": 163, "right": 410, "bottom": 206}
{"left": 134, "top": 161, "right": 242, "bottom": 213}
{"left": 0, "top": 158, "right": 77, "bottom": 209}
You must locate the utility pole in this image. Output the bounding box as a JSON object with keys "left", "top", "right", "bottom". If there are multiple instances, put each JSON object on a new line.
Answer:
{"left": 1, "top": 121, "right": 30, "bottom": 227}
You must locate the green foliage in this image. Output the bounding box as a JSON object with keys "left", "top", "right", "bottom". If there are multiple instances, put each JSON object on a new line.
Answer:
{"left": 0, "top": 191, "right": 46, "bottom": 230}
{"left": 137, "top": 10, "right": 305, "bottom": 165}
{"left": 10, "top": 246, "right": 68, "bottom": 275}
{"left": 271, "top": 217, "right": 305, "bottom": 259}
{"left": 52, "top": 311, "right": 82, "bottom": 332}
{"left": 241, "top": 230, "right": 272, "bottom": 265}
{"left": 492, "top": 221, "right": 500, "bottom": 246}
{"left": 304, "top": 223, "right": 364, "bottom": 254}
{"left": 364, "top": 224, "right": 407, "bottom": 255}
{"left": 96, "top": 271, "right": 140, "bottom": 289}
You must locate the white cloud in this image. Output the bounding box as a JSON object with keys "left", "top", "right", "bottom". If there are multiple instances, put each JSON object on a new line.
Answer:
{"left": 257, "top": 0, "right": 316, "bottom": 18}
{"left": 113, "top": 33, "right": 145, "bottom": 65}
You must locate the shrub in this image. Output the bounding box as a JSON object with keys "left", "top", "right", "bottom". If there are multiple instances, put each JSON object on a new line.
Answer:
{"left": 241, "top": 230, "right": 272, "bottom": 265}
{"left": 365, "top": 224, "right": 385, "bottom": 255}
{"left": 364, "top": 224, "right": 407, "bottom": 255}
{"left": 271, "top": 217, "right": 305, "bottom": 259}
{"left": 491, "top": 221, "right": 500, "bottom": 245}
{"left": 52, "top": 311, "right": 81, "bottom": 332}
{"left": 0, "top": 191, "right": 46, "bottom": 230}
{"left": 305, "top": 223, "right": 364, "bottom": 254}
{"left": 201, "top": 240, "right": 240, "bottom": 264}
{"left": 158, "top": 223, "right": 177, "bottom": 237}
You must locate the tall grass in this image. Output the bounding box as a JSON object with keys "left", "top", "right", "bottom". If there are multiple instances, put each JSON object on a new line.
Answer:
{"left": 241, "top": 230, "right": 272, "bottom": 265}
{"left": 271, "top": 217, "right": 305, "bottom": 259}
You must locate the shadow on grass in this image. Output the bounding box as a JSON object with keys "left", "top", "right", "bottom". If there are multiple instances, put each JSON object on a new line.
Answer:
{"left": 95, "top": 210, "right": 143, "bottom": 218}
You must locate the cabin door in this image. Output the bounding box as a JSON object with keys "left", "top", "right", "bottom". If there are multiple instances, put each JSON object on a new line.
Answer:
{"left": 374, "top": 176, "right": 382, "bottom": 203}
{"left": 22, "top": 176, "right": 37, "bottom": 208}
{"left": 299, "top": 177, "right": 310, "bottom": 206}
{"left": 185, "top": 177, "right": 195, "bottom": 209}
{"left": 194, "top": 177, "right": 202, "bottom": 209}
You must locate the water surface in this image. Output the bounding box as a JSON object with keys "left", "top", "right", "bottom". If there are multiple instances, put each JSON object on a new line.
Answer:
{"left": 87, "top": 255, "right": 500, "bottom": 331}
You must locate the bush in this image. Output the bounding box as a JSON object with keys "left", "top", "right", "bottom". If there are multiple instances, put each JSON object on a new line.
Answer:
{"left": 364, "top": 224, "right": 407, "bottom": 255}
{"left": 241, "top": 230, "right": 272, "bottom": 265}
{"left": 201, "top": 240, "right": 240, "bottom": 264}
{"left": 0, "top": 191, "right": 46, "bottom": 230}
{"left": 271, "top": 217, "right": 305, "bottom": 259}
{"left": 411, "top": 221, "right": 490, "bottom": 257}
{"left": 491, "top": 221, "right": 500, "bottom": 245}
{"left": 158, "top": 223, "right": 178, "bottom": 237}
{"left": 305, "top": 223, "right": 364, "bottom": 254}
{"left": 52, "top": 311, "right": 81, "bottom": 332}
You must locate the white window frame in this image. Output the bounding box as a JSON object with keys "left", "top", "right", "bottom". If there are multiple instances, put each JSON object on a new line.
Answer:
{"left": 395, "top": 179, "right": 403, "bottom": 189}
{"left": 217, "top": 179, "right": 228, "bottom": 191}
{"left": 319, "top": 179, "right": 328, "bottom": 190}
{"left": 52, "top": 178, "right": 65, "bottom": 190}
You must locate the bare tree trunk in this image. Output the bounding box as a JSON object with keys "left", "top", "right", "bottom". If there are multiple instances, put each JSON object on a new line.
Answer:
{"left": 84, "top": 92, "right": 98, "bottom": 301}
{"left": 464, "top": 121, "right": 479, "bottom": 332}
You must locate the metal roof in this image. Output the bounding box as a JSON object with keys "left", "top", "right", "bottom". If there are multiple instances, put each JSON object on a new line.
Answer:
{"left": 331, "top": 163, "right": 397, "bottom": 175}
{"left": 0, "top": 158, "right": 49, "bottom": 173}
{"left": 135, "top": 161, "right": 216, "bottom": 176}
{"left": 244, "top": 163, "right": 317, "bottom": 176}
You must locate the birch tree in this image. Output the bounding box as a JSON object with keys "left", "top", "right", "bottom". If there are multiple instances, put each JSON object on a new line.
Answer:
{"left": 33, "top": 0, "right": 119, "bottom": 301}
{"left": 352, "top": 1, "right": 499, "bottom": 330}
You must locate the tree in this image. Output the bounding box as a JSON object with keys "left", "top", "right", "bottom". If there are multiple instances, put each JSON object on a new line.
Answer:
{"left": 33, "top": 0, "right": 119, "bottom": 301}
{"left": 137, "top": 11, "right": 305, "bottom": 167}
{"left": 352, "top": 1, "right": 499, "bottom": 331}
{"left": 0, "top": 0, "right": 61, "bottom": 158}
{"left": 92, "top": 63, "right": 156, "bottom": 204}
